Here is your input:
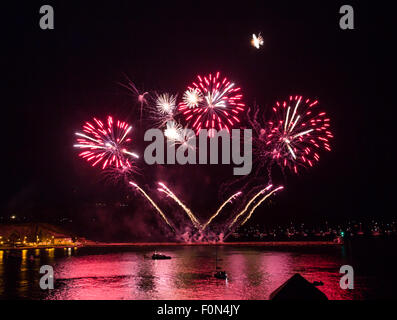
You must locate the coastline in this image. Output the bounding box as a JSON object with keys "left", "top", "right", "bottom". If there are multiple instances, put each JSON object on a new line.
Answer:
{"left": 0, "top": 241, "right": 343, "bottom": 250}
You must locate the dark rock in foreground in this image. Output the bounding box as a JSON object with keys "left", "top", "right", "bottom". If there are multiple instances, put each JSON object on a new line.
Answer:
{"left": 270, "top": 273, "right": 328, "bottom": 300}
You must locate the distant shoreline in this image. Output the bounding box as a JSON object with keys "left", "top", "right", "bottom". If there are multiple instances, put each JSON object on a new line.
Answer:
{"left": 0, "top": 241, "right": 343, "bottom": 250}
{"left": 83, "top": 241, "right": 343, "bottom": 247}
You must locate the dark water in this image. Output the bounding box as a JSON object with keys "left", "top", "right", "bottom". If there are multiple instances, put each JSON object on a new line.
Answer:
{"left": 1, "top": 240, "right": 396, "bottom": 300}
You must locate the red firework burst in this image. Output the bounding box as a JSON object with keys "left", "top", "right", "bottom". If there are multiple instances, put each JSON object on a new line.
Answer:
{"left": 258, "top": 95, "right": 333, "bottom": 174}
{"left": 74, "top": 116, "right": 139, "bottom": 171}
{"left": 179, "top": 72, "right": 245, "bottom": 134}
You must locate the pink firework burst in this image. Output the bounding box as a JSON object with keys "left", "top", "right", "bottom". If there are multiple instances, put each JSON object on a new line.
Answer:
{"left": 179, "top": 72, "right": 245, "bottom": 134}
{"left": 74, "top": 116, "right": 139, "bottom": 171}
{"left": 258, "top": 95, "right": 333, "bottom": 174}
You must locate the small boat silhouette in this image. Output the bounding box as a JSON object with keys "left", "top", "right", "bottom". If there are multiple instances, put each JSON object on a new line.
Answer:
{"left": 214, "top": 271, "right": 228, "bottom": 280}
{"left": 213, "top": 243, "right": 227, "bottom": 279}
{"left": 152, "top": 252, "right": 171, "bottom": 260}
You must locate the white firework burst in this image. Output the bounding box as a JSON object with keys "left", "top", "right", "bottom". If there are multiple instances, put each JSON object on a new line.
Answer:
{"left": 182, "top": 88, "right": 203, "bottom": 109}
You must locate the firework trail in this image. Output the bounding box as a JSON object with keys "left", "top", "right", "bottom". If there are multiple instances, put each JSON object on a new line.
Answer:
{"left": 240, "top": 186, "right": 284, "bottom": 226}
{"left": 158, "top": 182, "right": 202, "bottom": 229}
{"left": 74, "top": 116, "right": 139, "bottom": 171}
{"left": 202, "top": 191, "right": 242, "bottom": 230}
{"left": 253, "top": 95, "right": 333, "bottom": 174}
{"left": 251, "top": 33, "right": 264, "bottom": 49}
{"left": 228, "top": 185, "right": 273, "bottom": 229}
{"left": 119, "top": 76, "right": 149, "bottom": 120}
{"left": 129, "top": 182, "right": 174, "bottom": 232}
{"left": 179, "top": 72, "right": 245, "bottom": 134}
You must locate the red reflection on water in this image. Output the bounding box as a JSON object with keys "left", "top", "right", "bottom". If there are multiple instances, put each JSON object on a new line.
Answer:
{"left": 35, "top": 246, "right": 361, "bottom": 300}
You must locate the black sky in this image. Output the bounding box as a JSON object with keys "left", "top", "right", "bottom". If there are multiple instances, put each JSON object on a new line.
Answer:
{"left": 2, "top": 0, "right": 395, "bottom": 233}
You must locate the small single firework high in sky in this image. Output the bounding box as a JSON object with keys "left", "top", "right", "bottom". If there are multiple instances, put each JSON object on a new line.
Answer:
{"left": 74, "top": 116, "right": 139, "bottom": 171}
{"left": 179, "top": 72, "right": 245, "bottom": 134}
{"left": 251, "top": 33, "right": 264, "bottom": 49}
{"left": 256, "top": 95, "right": 333, "bottom": 174}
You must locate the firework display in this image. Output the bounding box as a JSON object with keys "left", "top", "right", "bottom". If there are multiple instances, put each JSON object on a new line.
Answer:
{"left": 251, "top": 33, "right": 264, "bottom": 49}
{"left": 156, "top": 93, "right": 177, "bottom": 116}
{"left": 129, "top": 182, "right": 174, "bottom": 231}
{"left": 164, "top": 120, "right": 183, "bottom": 141}
{"left": 240, "top": 186, "right": 283, "bottom": 226}
{"left": 158, "top": 182, "right": 202, "bottom": 229}
{"left": 178, "top": 72, "right": 245, "bottom": 133}
{"left": 254, "top": 95, "right": 333, "bottom": 174}
{"left": 228, "top": 185, "right": 273, "bottom": 229}
{"left": 73, "top": 71, "right": 333, "bottom": 240}
{"left": 119, "top": 76, "right": 149, "bottom": 120}
{"left": 202, "top": 191, "right": 242, "bottom": 230}
{"left": 146, "top": 93, "right": 179, "bottom": 128}
{"left": 74, "top": 116, "right": 139, "bottom": 171}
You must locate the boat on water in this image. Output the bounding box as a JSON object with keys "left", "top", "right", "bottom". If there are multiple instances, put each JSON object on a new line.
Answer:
{"left": 152, "top": 252, "right": 171, "bottom": 260}
{"left": 214, "top": 270, "right": 228, "bottom": 280}
{"left": 213, "top": 242, "right": 227, "bottom": 280}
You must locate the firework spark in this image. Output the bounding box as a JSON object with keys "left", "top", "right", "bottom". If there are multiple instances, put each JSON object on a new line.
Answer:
{"left": 251, "top": 33, "right": 264, "bottom": 49}
{"left": 163, "top": 120, "right": 196, "bottom": 150}
{"left": 74, "top": 116, "right": 139, "bottom": 171}
{"left": 156, "top": 93, "right": 177, "bottom": 115}
{"left": 228, "top": 185, "right": 273, "bottom": 229}
{"left": 129, "top": 181, "right": 174, "bottom": 231}
{"left": 240, "top": 186, "right": 283, "bottom": 226}
{"left": 179, "top": 72, "right": 245, "bottom": 134}
{"left": 145, "top": 93, "right": 178, "bottom": 129}
{"left": 119, "top": 76, "right": 149, "bottom": 120}
{"left": 202, "top": 191, "right": 242, "bottom": 230}
{"left": 254, "top": 95, "right": 333, "bottom": 174}
{"left": 158, "top": 182, "right": 202, "bottom": 229}
{"left": 164, "top": 120, "right": 183, "bottom": 141}
{"left": 182, "top": 88, "right": 203, "bottom": 109}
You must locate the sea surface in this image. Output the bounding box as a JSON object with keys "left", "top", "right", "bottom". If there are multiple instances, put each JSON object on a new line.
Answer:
{"left": 1, "top": 239, "right": 396, "bottom": 300}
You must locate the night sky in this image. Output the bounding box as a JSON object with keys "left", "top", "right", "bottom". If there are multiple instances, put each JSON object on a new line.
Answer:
{"left": 2, "top": 1, "right": 394, "bottom": 238}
